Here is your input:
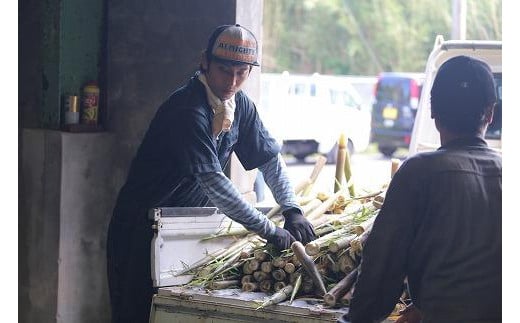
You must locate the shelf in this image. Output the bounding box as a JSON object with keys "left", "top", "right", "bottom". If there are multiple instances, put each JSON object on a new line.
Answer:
{"left": 61, "top": 124, "right": 105, "bottom": 133}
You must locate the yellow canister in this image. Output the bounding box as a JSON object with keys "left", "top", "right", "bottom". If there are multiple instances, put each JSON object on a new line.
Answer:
{"left": 81, "top": 81, "right": 100, "bottom": 125}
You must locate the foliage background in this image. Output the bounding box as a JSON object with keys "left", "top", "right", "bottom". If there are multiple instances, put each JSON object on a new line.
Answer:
{"left": 262, "top": 0, "right": 502, "bottom": 75}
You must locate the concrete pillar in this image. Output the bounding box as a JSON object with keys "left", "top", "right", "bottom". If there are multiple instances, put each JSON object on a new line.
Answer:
{"left": 20, "top": 129, "right": 115, "bottom": 323}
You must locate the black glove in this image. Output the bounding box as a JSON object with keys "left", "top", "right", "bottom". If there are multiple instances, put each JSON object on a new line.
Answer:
{"left": 282, "top": 208, "right": 317, "bottom": 245}
{"left": 266, "top": 227, "right": 296, "bottom": 251}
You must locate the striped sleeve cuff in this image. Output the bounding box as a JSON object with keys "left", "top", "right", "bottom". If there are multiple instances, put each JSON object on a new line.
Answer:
{"left": 258, "top": 153, "right": 302, "bottom": 214}
{"left": 194, "top": 171, "right": 276, "bottom": 238}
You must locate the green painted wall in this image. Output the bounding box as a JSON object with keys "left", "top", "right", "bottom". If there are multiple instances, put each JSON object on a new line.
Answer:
{"left": 41, "top": 0, "right": 104, "bottom": 128}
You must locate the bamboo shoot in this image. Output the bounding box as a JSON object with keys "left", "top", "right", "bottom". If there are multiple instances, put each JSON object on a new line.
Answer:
{"left": 323, "top": 268, "right": 358, "bottom": 306}
{"left": 291, "top": 241, "right": 327, "bottom": 296}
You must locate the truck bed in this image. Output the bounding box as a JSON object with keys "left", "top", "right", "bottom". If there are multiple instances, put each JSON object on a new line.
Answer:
{"left": 151, "top": 285, "right": 347, "bottom": 322}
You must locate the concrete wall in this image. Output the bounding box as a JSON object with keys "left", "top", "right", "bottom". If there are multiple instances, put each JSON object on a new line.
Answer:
{"left": 20, "top": 130, "right": 61, "bottom": 323}
{"left": 21, "top": 129, "right": 115, "bottom": 323}
{"left": 107, "top": 0, "right": 263, "bottom": 200}
{"left": 56, "top": 131, "right": 115, "bottom": 322}
{"left": 20, "top": 1, "right": 263, "bottom": 322}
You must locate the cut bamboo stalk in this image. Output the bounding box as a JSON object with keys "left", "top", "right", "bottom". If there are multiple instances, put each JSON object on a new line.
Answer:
{"left": 253, "top": 270, "right": 269, "bottom": 282}
{"left": 211, "top": 258, "right": 248, "bottom": 280}
{"left": 209, "top": 280, "right": 239, "bottom": 290}
{"left": 293, "top": 155, "right": 327, "bottom": 195}
{"left": 338, "top": 253, "right": 356, "bottom": 274}
{"left": 305, "top": 227, "right": 350, "bottom": 256}
{"left": 314, "top": 225, "right": 338, "bottom": 238}
{"left": 205, "top": 245, "right": 250, "bottom": 279}
{"left": 311, "top": 226, "right": 350, "bottom": 244}
{"left": 334, "top": 133, "right": 347, "bottom": 193}
{"left": 255, "top": 285, "right": 294, "bottom": 310}
{"left": 323, "top": 268, "right": 358, "bottom": 306}
{"left": 352, "top": 216, "right": 376, "bottom": 236}
{"left": 328, "top": 234, "right": 358, "bottom": 253}
{"left": 304, "top": 241, "right": 324, "bottom": 257}
{"left": 289, "top": 274, "right": 302, "bottom": 304}
{"left": 260, "top": 261, "right": 273, "bottom": 273}
{"left": 350, "top": 226, "right": 373, "bottom": 253}
{"left": 340, "top": 287, "right": 355, "bottom": 306}
{"left": 198, "top": 264, "right": 217, "bottom": 278}
{"left": 291, "top": 241, "right": 327, "bottom": 296}
{"left": 391, "top": 158, "right": 401, "bottom": 178}
{"left": 259, "top": 279, "right": 273, "bottom": 293}
{"left": 242, "top": 282, "right": 259, "bottom": 292}
{"left": 373, "top": 193, "right": 385, "bottom": 209}
{"left": 272, "top": 268, "right": 287, "bottom": 281}
{"left": 306, "top": 188, "right": 348, "bottom": 222}
{"left": 344, "top": 143, "right": 355, "bottom": 197}
{"left": 173, "top": 245, "right": 230, "bottom": 277}
{"left": 240, "top": 250, "right": 252, "bottom": 259}
{"left": 254, "top": 249, "right": 268, "bottom": 261}
{"left": 241, "top": 275, "right": 253, "bottom": 285}
{"left": 247, "top": 259, "right": 260, "bottom": 272}
{"left": 272, "top": 257, "right": 287, "bottom": 268}
{"left": 284, "top": 262, "right": 296, "bottom": 274}
{"left": 312, "top": 210, "right": 352, "bottom": 228}
{"left": 243, "top": 261, "right": 254, "bottom": 275}
{"left": 316, "top": 191, "right": 330, "bottom": 202}
{"left": 291, "top": 254, "right": 301, "bottom": 267}
{"left": 293, "top": 179, "right": 312, "bottom": 198}
{"left": 274, "top": 281, "right": 287, "bottom": 292}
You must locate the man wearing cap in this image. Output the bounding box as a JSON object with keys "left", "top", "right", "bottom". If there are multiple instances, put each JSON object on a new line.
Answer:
{"left": 106, "top": 24, "right": 316, "bottom": 323}
{"left": 338, "top": 55, "right": 501, "bottom": 323}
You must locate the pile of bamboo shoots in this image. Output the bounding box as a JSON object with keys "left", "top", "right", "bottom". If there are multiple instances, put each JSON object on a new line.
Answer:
{"left": 184, "top": 191, "right": 382, "bottom": 308}
{"left": 180, "top": 139, "right": 399, "bottom": 310}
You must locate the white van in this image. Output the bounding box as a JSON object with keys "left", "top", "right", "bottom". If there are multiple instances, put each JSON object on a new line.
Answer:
{"left": 409, "top": 35, "right": 502, "bottom": 156}
{"left": 259, "top": 72, "right": 372, "bottom": 163}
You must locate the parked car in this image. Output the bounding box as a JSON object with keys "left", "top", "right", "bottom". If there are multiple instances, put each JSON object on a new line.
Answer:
{"left": 409, "top": 35, "right": 502, "bottom": 156}
{"left": 259, "top": 72, "right": 372, "bottom": 163}
{"left": 370, "top": 72, "right": 425, "bottom": 157}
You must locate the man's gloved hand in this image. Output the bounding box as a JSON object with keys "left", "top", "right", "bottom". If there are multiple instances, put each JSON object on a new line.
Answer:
{"left": 282, "top": 208, "right": 317, "bottom": 244}
{"left": 266, "top": 227, "right": 296, "bottom": 251}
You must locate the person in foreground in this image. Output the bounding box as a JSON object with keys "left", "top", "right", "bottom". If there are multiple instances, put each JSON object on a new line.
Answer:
{"left": 107, "top": 24, "right": 316, "bottom": 323}
{"left": 339, "top": 55, "right": 501, "bottom": 323}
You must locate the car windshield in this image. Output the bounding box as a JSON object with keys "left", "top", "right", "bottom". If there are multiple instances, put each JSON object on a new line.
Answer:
{"left": 376, "top": 78, "right": 411, "bottom": 103}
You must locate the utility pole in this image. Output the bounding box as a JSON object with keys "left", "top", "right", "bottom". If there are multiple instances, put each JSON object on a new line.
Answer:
{"left": 451, "top": 0, "right": 467, "bottom": 40}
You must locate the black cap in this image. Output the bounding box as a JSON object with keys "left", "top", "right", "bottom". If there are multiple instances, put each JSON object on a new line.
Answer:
{"left": 431, "top": 55, "right": 497, "bottom": 132}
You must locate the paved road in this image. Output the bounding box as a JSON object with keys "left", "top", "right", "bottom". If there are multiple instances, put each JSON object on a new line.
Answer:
{"left": 257, "top": 150, "right": 408, "bottom": 206}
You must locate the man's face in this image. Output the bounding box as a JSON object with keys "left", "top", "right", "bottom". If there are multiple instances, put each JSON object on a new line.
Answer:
{"left": 205, "top": 60, "right": 251, "bottom": 101}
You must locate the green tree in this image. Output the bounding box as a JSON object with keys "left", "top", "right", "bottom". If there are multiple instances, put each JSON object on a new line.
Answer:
{"left": 262, "top": 0, "right": 501, "bottom": 75}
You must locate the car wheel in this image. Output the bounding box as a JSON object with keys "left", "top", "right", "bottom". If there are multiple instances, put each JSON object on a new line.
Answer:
{"left": 378, "top": 145, "right": 397, "bottom": 157}
{"left": 294, "top": 153, "right": 308, "bottom": 163}
{"left": 324, "top": 140, "right": 354, "bottom": 165}
{"left": 325, "top": 144, "right": 338, "bottom": 164}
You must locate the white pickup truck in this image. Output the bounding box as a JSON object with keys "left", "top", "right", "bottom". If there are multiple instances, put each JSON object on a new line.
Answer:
{"left": 409, "top": 35, "right": 502, "bottom": 155}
